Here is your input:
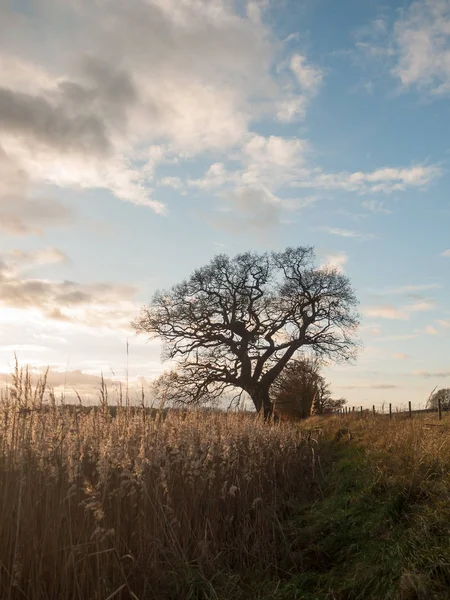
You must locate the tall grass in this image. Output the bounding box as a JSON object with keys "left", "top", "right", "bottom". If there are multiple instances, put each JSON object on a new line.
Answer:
{"left": 0, "top": 366, "right": 321, "bottom": 600}
{"left": 2, "top": 366, "right": 450, "bottom": 599}
{"left": 282, "top": 413, "right": 450, "bottom": 599}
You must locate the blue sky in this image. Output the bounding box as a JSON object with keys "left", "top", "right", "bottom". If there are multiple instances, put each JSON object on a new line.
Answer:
{"left": 0, "top": 0, "right": 449, "bottom": 407}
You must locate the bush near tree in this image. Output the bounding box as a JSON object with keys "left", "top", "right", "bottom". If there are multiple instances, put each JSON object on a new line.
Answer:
{"left": 271, "top": 356, "right": 346, "bottom": 419}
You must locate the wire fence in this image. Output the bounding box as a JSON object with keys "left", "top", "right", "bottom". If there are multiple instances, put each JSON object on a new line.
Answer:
{"left": 337, "top": 399, "right": 449, "bottom": 421}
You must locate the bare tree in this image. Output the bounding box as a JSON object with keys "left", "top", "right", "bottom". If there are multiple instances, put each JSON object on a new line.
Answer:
{"left": 133, "top": 247, "right": 359, "bottom": 418}
{"left": 427, "top": 388, "right": 450, "bottom": 410}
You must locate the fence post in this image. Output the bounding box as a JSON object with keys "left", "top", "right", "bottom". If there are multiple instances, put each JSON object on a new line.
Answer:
{"left": 372, "top": 405, "right": 376, "bottom": 416}
{"left": 438, "top": 398, "right": 442, "bottom": 421}
{"left": 408, "top": 401, "right": 412, "bottom": 419}
{"left": 352, "top": 406, "right": 355, "bottom": 413}
{"left": 389, "top": 403, "right": 392, "bottom": 419}
{"left": 360, "top": 406, "right": 363, "bottom": 416}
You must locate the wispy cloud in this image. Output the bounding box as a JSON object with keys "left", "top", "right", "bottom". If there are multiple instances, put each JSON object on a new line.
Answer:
{"left": 336, "top": 383, "right": 398, "bottom": 390}
{"left": 386, "top": 283, "right": 442, "bottom": 294}
{"left": 188, "top": 134, "right": 310, "bottom": 193}
{"left": 392, "top": 0, "right": 450, "bottom": 95}
{"left": 363, "top": 301, "right": 434, "bottom": 320}
{"left": 375, "top": 334, "right": 418, "bottom": 342}
{"left": 413, "top": 370, "right": 450, "bottom": 379}
{"left": 9, "top": 248, "right": 69, "bottom": 268}
{"left": 441, "top": 249, "right": 450, "bottom": 257}
{"left": 319, "top": 226, "right": 376, "bottom": 240}
{"left": 357, "top": 1, "right": 450, "bottom": 98}
{"left": 361, "top": 199, "right": 392, "bottom": 214}
{"left": 293, "top": 164, "right": 440, "bottom": 194}
{"left": 158, "top": 176, "right": 183, "bottom": 190}
{"left": 276, "top": 54, "right": 324, "bottom": 122}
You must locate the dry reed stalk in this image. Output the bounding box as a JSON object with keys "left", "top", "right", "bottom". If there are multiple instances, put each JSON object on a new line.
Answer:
{"left": 0, "top": 367, "right": 321, "bottom": 599}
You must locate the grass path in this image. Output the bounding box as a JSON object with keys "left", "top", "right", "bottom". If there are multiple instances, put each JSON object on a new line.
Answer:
{"left": 257, "top": 417, "right": 450, "bottom": 600}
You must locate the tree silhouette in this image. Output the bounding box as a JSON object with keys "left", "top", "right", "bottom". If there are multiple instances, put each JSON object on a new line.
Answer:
{"left": 134, "top": 246, "right": 359, "bottom": 418}
{"left": 427, "top": 388, "right": 450, "bottom": 410}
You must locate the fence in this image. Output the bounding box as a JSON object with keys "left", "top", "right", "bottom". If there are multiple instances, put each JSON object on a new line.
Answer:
{"left": 336, "top": 399, "right": 448, "bottom": 421}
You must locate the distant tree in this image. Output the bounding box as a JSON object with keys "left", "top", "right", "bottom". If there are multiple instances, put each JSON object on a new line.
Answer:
{"left": 311, "top": 376, "right": 331, "bottom": 415}
{"left": 427, "top": 388, "right": 450, "bottom": 410}
{"left": 134, "top": 247, "right": 359, "bottom": 419}
{"left": 314, "top": 394, "right": 347, "bottom": 415}
{"left": 271, "top": 356, "right": 322, "bottom": 419}
{"left": 271, "top": 357, "right": 346, "bottom": 419}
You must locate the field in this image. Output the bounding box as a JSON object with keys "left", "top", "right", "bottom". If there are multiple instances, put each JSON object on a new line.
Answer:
{"left": 1, "top": 369, "right": 450, "bottom": 599}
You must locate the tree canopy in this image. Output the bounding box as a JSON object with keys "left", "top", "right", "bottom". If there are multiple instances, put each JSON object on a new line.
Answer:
{"left": 134, "top": 246, "right": 359, "bottom": 417}
{"left": 271, "top": 356, "right": 321, "bottom": 419}
{"left": 427, "top": 388, "right": 450, "bottom": 410}
{"left": 271, "top": 356, "right": 347, "bottom": 419}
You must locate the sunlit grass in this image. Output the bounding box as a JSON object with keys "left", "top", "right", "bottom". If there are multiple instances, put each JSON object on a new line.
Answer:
{"left": 1, "top": 365, "right": 450, "bottom": 599}
{"left": 0, "top": 365, "right": 321, "bottom": 599}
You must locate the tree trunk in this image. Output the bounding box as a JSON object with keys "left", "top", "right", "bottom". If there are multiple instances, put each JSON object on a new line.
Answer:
{"left": 249, "top": 386, "right": 273, "bottom": 421}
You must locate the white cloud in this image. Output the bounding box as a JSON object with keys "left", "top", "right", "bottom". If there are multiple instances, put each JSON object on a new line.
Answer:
{"left": 276, "top": 53, "right": 323, "bottom": 122}
{"left": 0, "top": 146, "right": 74, "bottom": 235}
{"left": 189, "top": 162, "right": 233, "bottom": 191}
{"left": 158, "top": 176, "right": 184, "bottom": 190}
{"left": 241, "top": 134, "right": 309, "bottom": 187}
{"left": 360, "top": 2, "right": 450, "bottom": 97}
{"left": 188, "top": 134, "right": 310, "bottom": 194}
{"left": 441, "top": 249, "right": 450, "bottom": 257}
{"left": 0, "top": 54, "right": 61, "bottom": 95}
{"left": 3, "top": 133, "right": 166, "bottom": 214}
{"left": 293, "top": 164, "right": 441, "bottom": 193}
{"left": 0, "top": 252, "right": 138, "bottom": 331}
{"left": 361, "top": 199, "right": 391, "bottom": 214}
{"left": 336, "top": 383, "right": 398, "bottom": 390}
{"left": 410, "top": 301, "right": 436, "bottom": 312}
{"left": 290, "top": 54, "right": 323, "bottom": 94}
{"left": 363, "top": 300, "right": 435, "bottom": 320}
{"left": 375, "top": 333, "right": 418, "bottom": 342}
{"left": 363, "top": 305, "right": 409, "bottom": 320}
{"left": 386, "top": 283, "right": 442, "bottom": 294}
{"left": 392, "top": 0, "right": 450, "bottom": 94}
{"left": 9, "top": 248, "right": 69, "bottom": 268}
{"left": 320, "top": 252, "right": 348, "bottom": 272}
{"left": 276, "top": 96, "right": 308, "bottom": 122}
{"left": 0, "top": 0, "right": 281, "bottom": 221}
{"left": 243, "top": 134, "right": 308, "bottom": 170}
{"left": 424, "top": 324, "right": 438, "bottom": 335}
{"left": 319, "top": 226, "right": 376, "bottom": 240}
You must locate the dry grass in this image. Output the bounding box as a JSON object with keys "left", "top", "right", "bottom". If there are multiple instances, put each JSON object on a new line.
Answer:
{"left": 0, "top": 366, "right": 322, "bottom": 600}
{"left": 278, "top": 413, "right": 450, "bottom": 599}
{"left": 2, "top": 365, "right": 450, "bottom": 599}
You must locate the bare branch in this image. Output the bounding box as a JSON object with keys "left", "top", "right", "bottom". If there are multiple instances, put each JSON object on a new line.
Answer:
{"left": 134, "top": 246, "right": 360, "bottom": 414}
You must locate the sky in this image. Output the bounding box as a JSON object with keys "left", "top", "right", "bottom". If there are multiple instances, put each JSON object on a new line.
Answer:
{"left": 0, "top": 0, "right": 449, "bottom": 409}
